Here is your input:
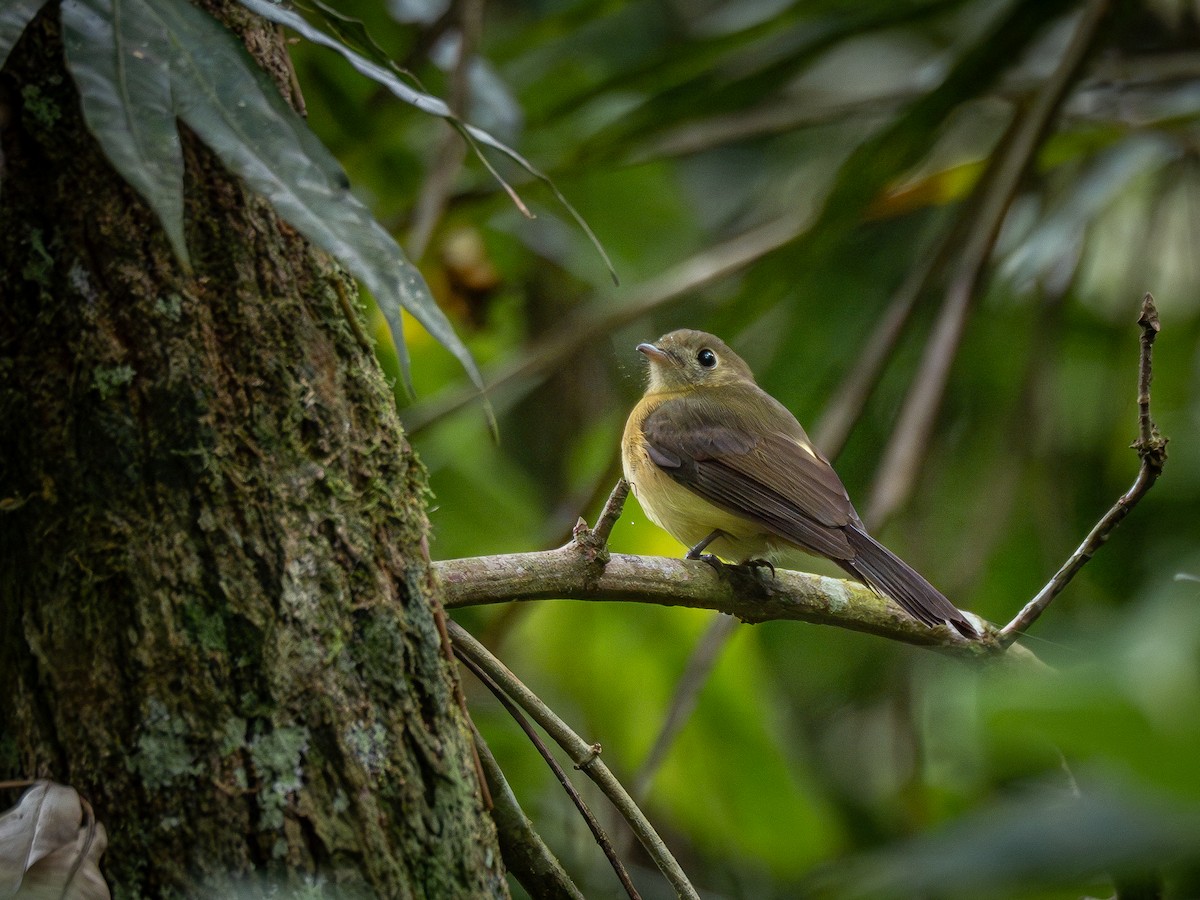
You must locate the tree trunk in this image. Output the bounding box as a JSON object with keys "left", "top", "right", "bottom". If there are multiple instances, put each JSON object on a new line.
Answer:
{"left": 0, "top": 6, "right": 507, "bottom": 898}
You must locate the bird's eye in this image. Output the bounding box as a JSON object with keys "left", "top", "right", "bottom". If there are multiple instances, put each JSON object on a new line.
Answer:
{"left": 697, "top": 348, "right": 717, "bottom": 368}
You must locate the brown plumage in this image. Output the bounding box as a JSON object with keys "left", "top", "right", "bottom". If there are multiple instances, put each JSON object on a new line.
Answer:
{"left": 621, "top": 329, "right": 977, "bottom": 638}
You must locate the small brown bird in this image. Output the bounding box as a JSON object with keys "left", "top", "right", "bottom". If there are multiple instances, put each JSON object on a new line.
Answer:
{"left": 622, "top": 329, "right": 977, "bottom": 637}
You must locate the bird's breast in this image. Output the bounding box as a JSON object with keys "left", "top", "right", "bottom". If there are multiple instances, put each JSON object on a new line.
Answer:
{"left": 621, "top": 396, "right": 771, "bottom": 560}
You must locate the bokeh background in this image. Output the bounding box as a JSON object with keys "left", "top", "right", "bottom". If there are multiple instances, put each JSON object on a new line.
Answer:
{"left": 292, "top": 1, "right": 1200, "bottom": 896}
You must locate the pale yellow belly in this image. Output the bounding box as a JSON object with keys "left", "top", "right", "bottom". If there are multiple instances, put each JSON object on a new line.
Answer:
{"left": 622, "top": 411, "right": 774, "bottom": 561}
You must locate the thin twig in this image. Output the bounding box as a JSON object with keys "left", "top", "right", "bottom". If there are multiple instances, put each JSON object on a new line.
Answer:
{"left": 471, "top": 724, "right": 587, "bottom": 900}
{"left": 449, "top": 621, "right": 704, "bottom": 900}
{"left": 547, "top": 456, "right": 627, "bottom": 548}
{"left": 866, "top": 0, "right": 1113, "bottom": 526}
{"left": 481, "top": 475, "right": 627, "bottom": 652}
{"left": 1135, "top": 295, "right": 1161, "bottom": 447}
{"left": 1000, "top": 293, "right": 1166, "bottom": 643}
{"left": 456, "top": 650, "right": 639, "bottom": 899}
{"left": 585, "top": 478, "right": 630, "bottom": 547}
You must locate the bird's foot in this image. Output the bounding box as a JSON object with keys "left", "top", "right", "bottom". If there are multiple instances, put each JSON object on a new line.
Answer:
{"left": 686, "top": 549, "right": 726, "bottom": 573}
{"left": 686, "top": 530, "right": 727, "bottom": 572}
{"left": 738, "top": 557, "right": 776, "bottom": 580}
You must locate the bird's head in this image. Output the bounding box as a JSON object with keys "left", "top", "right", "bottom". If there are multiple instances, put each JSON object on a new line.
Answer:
{"left": 637, "top": 329, "right": 756, "bottom": 394}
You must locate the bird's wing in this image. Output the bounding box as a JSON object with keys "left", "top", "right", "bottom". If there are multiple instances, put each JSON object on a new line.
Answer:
{"left": 641, "top": 393, "right": 977, "bottom": 636}
{"left": 640, "top": 393, "right": 859, "bottom": 559}
{"left": 643, "top": 391, "right": 969, "bottom": 638}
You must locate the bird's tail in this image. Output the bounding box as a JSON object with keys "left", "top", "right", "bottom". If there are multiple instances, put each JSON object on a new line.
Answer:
{"left": 842, "top": 526, "right": 977, "bottom": 638}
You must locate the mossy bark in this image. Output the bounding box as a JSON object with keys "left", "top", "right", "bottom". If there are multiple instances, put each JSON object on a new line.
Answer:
{"left": 0, "top": 6, "right": 506, "bottom": 898}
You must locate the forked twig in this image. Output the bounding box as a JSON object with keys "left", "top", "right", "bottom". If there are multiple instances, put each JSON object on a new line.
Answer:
{"left": 577, "top": 478, "right": 630, "bottom": 551}
{"left": 455, "top": 649, "right": 639, "bottom": 899}
{"left": 1000, "top": 293, "right": 1167, "bottom": 643}
{"left": 471, "top": 725, "right": 586, "bottom": 900}
{"left": 448, "top": 621, "right": 703, "bottom": 900}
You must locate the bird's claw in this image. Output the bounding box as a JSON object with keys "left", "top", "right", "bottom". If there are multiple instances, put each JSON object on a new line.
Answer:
{"left": 740, "top": 557, "right": 776, "bottom": 579}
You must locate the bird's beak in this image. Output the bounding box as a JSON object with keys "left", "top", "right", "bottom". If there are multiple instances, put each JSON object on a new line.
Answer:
{"left": 637, "top": 342, "right": 672, "bottom": 364}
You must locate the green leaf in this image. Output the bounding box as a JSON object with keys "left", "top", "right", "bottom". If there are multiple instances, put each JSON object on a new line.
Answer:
{"left": 235, "top": 0, "right": 616, "bottom": 285}
{"left": 0, "top": 0, "right": 49, "bottom": 70}
{"left": 291, "top": 0, "right": 413, "bottom": 77}
{"left": 237, "top": 0, "right": 452, "bottom": 117}
{"left": 143, "top": 0, "right": 485, "bottom": 396}
{"left": 61, "top": 0, "right": 189, "bottom": 268}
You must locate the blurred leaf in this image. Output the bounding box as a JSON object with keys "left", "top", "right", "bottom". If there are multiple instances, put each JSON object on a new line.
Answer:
{"left": 293, "top": 0, "right": 404, "bottom": 70}
{"left": 0, "top": 0, "right": 48, "bottom": 70}
{"left": 580, "top": 0, "right": 968, "bottom": 162}
{"left": 815, "top": 776, "right": 1200, "bottom": 899}
{"left": 61, "top": 0, "right": 189, "bottom": 268}
{"left": 145, "top": 0, "right": 485, "bottom": 395}
{"left": 429, "top": 34, "right": 522, "bottom": 143}
{"left": 808, "top": 0, "right": 1076, "bottom": 243}
{"left": 386, "top": 0, "right": 448, "bottom": 27}
{"left": 982, "top": 585, "right": 1200, "bottom": 803}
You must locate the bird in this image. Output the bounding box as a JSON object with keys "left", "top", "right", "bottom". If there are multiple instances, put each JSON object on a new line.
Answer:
{"left": 621, "top": 328, "right": 977, "bottom": 638}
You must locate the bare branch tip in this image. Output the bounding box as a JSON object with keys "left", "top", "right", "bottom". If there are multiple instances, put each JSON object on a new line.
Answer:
{"left": 1138, "top": 292, "right": 1160, "bottom": 333}
{"left": 590, "top": 479, "right": 631, "bottom": 545}
{"left": 570, "top": 513, "right": 610, "bottom": 566}
{"left": 1002, "top": 291, "right": 1169, "bottom": 641}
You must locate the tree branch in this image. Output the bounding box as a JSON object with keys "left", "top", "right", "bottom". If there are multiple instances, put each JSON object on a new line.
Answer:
{"left": 441, "top": 289, "right": 1162, "bottom": 664}
{"left": 1000, "top": 293, "right": 1167, "bottom": 643}
{"left": 438, "top": 538, "right": 1007, "bottom": 659}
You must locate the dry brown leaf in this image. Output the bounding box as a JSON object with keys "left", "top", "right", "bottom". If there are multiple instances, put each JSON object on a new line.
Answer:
{"left": 0, "top": 782, "right": 110, "bottom": 900}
